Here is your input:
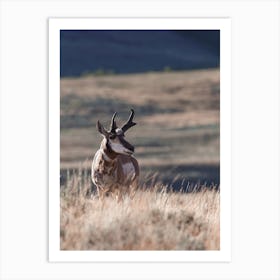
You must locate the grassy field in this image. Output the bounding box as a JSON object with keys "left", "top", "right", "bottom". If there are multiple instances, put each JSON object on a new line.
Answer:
{"left": 60, "top": 174, "right": 219, "bottom": 250}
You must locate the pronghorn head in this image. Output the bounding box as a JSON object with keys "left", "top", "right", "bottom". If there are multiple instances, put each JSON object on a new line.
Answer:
{"left": 97, "top": 109, "right": 137, "bottom": 156}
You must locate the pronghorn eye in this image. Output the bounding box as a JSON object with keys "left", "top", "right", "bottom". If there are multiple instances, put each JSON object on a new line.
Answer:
{"left": 109, "top": 135, "right": 116, "bottom": 140}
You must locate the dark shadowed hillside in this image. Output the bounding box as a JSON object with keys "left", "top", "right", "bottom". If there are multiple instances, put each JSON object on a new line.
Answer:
{"left": 60, "top": 30, "right": 220, "bottom": 77}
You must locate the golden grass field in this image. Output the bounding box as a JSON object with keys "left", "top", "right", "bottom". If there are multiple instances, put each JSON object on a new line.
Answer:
{"left": 60, "top": 68, "right": 220, "bottom": 250}
{"left": 60, "top": 175, "right": 220, "bottom": 250}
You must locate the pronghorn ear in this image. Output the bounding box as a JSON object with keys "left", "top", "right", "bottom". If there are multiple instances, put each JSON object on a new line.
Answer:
{"left": 97, "top": 120, "right": 108, "bottom": 137}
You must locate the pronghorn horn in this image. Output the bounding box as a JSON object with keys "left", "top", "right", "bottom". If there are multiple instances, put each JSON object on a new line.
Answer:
{"left": 110, "top": 112, "right": 118, "bottom": 133}
{"left": 121, "top": 109, "right": 136, "bottom": 132}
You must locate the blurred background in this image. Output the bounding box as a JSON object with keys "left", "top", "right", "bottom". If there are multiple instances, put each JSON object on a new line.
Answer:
{"left": 60, "top": 30, "right": 220, "bottom": 190}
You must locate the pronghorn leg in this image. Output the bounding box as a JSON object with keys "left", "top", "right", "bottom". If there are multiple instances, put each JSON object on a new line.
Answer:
{"left": 114, "top": 186, "right": 124, "bottom": 203}
{"left": 97, "top": 187, "right": 106, "bottom": 201}
{"left": 129, "top": 180, "right": 138, "bottom": 199}
{"left": 115, "top": 189, "right": 122, "bottom": 203}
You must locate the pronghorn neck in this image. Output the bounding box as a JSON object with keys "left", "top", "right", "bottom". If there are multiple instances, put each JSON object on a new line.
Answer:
{"left": 100, "top": 139, "right": 118, "bottom": 162}
{"left": 101, "top": 149, "right": 115, "bottom": 162}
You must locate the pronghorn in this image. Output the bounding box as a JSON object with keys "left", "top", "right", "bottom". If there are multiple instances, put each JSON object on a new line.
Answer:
{"left": 91, "top": 109, "right": 139, "bottom": 201}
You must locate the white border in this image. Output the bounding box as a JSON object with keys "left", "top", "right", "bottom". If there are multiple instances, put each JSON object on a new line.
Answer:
{"left": 1, "top": 1, "right": 279, "bottom": 279}
{"left": 49, "top": 18, "right": 231, "bottom": 262}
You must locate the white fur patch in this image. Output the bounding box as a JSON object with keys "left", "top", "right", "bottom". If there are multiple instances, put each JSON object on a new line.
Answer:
{"left": 110, "top": 143, "right": 127, "bottom": 154}
{"left": 93, "top": 149, "right": 102, "bottom": 166}
{"left": 122, "top": 162, "right": 135, "bottom": 177}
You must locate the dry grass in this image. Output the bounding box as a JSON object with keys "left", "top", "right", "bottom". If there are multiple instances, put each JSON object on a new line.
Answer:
{"left": 60, "top": 171, "right": 220, "bottom": 250}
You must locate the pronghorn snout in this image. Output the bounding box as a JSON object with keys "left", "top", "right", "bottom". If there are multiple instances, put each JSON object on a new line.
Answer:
{"left": 129, "top": 146, "right": 135, "bottom": 153}
{"left": 120, "top": 137, "right": 134, "bottom": 153}
{"left": 109, "top": 136, "right": 135, "bottom": 155}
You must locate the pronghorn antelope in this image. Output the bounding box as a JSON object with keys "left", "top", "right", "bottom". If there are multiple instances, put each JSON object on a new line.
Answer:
{"left": 91, "top": 109, "right": 139, "bottom": 201}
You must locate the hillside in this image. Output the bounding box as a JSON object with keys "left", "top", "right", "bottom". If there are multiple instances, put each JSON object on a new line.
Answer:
{"left": 60, "top": 68, "right": 220, "bottom": 188}
{"left": 60, "top": 30, "right": 220, "bottom": 77}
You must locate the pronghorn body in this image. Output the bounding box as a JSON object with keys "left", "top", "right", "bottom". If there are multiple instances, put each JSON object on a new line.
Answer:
{"left": 91, "top": 110, "right": 139, "bottom": 200}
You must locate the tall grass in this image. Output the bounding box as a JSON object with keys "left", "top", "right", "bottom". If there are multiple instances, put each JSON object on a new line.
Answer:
{"left": 60, "top": 169, "right": 220, "bottom": 250}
